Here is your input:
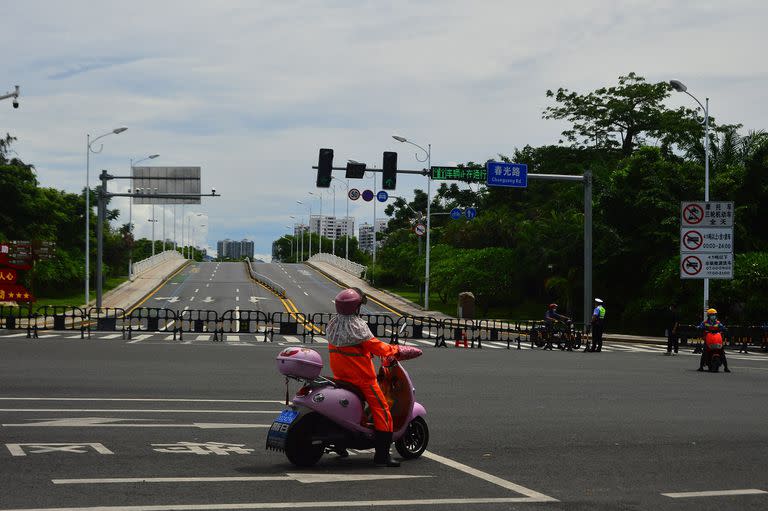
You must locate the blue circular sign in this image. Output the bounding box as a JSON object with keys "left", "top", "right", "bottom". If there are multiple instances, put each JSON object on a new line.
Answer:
{"left": 465, "top": 207, "right": 477, "bottom": 220}
{"left": 376, "top": 191, "right": 389, "bottom": 202}
{"left": 362, "top": 189, "right": 374, "bottom": 202}
{"left": 450, "top": 208, "right": 463, "bottom": 220}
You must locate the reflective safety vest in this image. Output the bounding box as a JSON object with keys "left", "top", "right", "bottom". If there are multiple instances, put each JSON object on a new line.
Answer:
{"left": 593, "top": 305, "right": 606, "bottom": 321}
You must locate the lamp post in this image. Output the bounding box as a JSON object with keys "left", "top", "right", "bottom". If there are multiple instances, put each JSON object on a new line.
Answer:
{"left": 185, "top": 213, "right": 203, "bottom": 259}
{"left": 148, "top": 217, "right": 158, "bottom": 257}
{"left": 289, "top": 216, "right": 300, "bottom": 263}
{"left": 393, "top": 135, "right": 431, "bottom": 309}
{"left": 85, "top": 126, "right": 127, "bottom": 305}
{"left": 670, "top": 79, "right": 711, "bottom": 318}
{"left": 297, "top": 200, "right": 312, "bottom": 259}
{"left": 129, "top": 154, "right": 159, "bottom": 277}
{"left": 309, "top": 191, "right": 324, "bottom": 253}
{"left": 332, "top": 176, "right": 350, "bottom": 260}
{"left": 284, "top": 227, "right": 294, "bottom": 262}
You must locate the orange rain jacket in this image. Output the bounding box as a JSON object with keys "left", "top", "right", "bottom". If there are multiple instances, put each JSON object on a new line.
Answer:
{"left": 329, "top": 338, "right": 399, "bottom": 432}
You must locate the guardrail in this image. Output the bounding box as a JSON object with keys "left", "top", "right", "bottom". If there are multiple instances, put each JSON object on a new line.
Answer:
{"left": 131, "top": 250, "right": 184, "bottom": 277}
{"left": 308, "top": 253, "right": 367, "bottom": 279}
{"left": 5, "top": 306, "right": 767, "bottom": 352}
{"left": 244, "top": 259, "right": 287, "bottom": 298}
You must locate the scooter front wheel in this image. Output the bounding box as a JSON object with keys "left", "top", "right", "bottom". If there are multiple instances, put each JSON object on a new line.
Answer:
{"left": 395, "top": 416, "right": 429, "bottom": 459}
{"left": 284, "top": 413, "right": 324, "bottom": 467}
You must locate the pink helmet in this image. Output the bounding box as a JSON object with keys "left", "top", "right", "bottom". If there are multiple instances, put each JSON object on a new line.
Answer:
{"left": 334, "top": 288, "right": 366, "bottom": 315}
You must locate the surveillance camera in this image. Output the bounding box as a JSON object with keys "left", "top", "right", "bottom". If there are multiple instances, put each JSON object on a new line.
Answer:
{"left": 212, "top": 188, "right": 216, "bottom": 194}
{"left": 12, "top": 100, "right": 19, "bottom": 109}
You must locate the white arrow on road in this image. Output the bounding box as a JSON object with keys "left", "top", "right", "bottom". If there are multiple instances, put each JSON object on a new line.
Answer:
{"left": 249, "top": 296, "right": 263, "bottom": 303}
{"left": 202, "top": 297, "right": 214, "bottom": 303}
{"left": 53, "top": 473, "right": 434, "bottom": 485}
{"left": 2, "top": 417, "right": 269, "bottom": 429}
{"left": 154, "top": 296, "right": 180, "bottom": 303}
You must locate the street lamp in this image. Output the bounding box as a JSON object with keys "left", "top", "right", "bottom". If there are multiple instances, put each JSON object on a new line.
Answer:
{"left": 670, "top": 79, "right": 711, "bottom": 318}
{"left": 393, "top": 134, "right": 432, "bottom": 309}
{"left": 309, "top": 191, "right": 325, "bottom": 253}
{"left": 332, "top": 176, "right": 351, "bottom": 260}
{"left": 85, "top": 126, "right": 127, "bottom": 305}
{"left": 297, "top": 199, "right": 312, "bottom": 258}
{"left": 185, "top": 213, "right": 203, "bottom": 259}
{"left": 129, "top": 154, "right": 159, "bottom": 277}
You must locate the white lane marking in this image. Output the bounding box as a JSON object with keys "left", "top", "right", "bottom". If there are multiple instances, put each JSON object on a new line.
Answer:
{"left": 236, "top": 288, "right": 239, "bottom": 293}
{"left": 282, "top": 336, "right": 301, "bottom": 343}
{"left": 183, "top": 306, "right": 189, "bottom": 311}
{"left": 101, "top": 334, "right": 122, "bottom": 340}
{"left": 163, "top": 335, "right": 176, "bottom": 341}
{"left": 235, "top": 296, "right": 240, "bottom": 302}
{"left": 189, "top": 296, "right": 195, "bottom": 302}
{"left": 1, "top": 418, "right": 270, "bottom": 429}
{"left": 206, "top": 283, "right": 210, "bottom": 287}
{"left": 66, "top": 334, "right": 83, "bottom": 339}
{"left": 312, "top": 337, "right": 328, "bottom": 344}
{"left": 226, "top": 335, "right": 241, "bottom": 343}
{"left": 304, "top": 291, "right": 309, "bottom": 296}
{"left": 52, "top": 473, "right": 433, "bottom": 485}
{"left": 195, "top": 335, "right": 209, "bottom": 341}
{"left": 422, "top": 450, "right": 558, "bottom": 501}
{"left": 127, "top": 335, "right": 152, "bottom": 344}
{"left": 2, "top": 333, "right": 29, "bottom": 338}
{"left": 0, "top": 498, "right": 554, "bottom": 510}
{"left": 0, "top": 408, "right": 281, "bottom": 414}
{"left": 0, "top": 398, "right": 282, "bottom": 403}
{"left": 662, "top": 489, "right": 767, "bottom": 498}
{"left": 194, "top": 288, "right": 199, "bottom": 293}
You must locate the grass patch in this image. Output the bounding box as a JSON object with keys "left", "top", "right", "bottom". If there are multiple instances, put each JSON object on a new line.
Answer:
{"left": 33, "top": 276, "right": 129, "bottom": 308}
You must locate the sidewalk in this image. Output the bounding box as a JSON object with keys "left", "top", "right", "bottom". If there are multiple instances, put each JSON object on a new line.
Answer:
{"left": 306, "top": 261, "right": 452, "bottom": 320}
{"left": 99, "top": 257, "right": 189, "bottom": 311}
{"left": 306, "top": 261, "right": 673, "bottom": 345}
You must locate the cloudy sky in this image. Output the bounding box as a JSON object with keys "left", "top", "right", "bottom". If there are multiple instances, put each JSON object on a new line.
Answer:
{"left": 4, "top": 1, "right": 766, "bottom": 260}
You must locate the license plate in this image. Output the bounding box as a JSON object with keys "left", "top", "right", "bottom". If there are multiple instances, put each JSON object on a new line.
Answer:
{"left": 266, "top": 409, "right": 299, "bottom": 451}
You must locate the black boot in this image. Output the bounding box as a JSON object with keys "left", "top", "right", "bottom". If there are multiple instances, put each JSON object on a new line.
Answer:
{"left": 373, "top": 431, "right": 400, "bottom": 467}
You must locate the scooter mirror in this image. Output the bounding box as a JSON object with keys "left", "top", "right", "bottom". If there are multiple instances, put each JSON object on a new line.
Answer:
{"left": 398, "top": 322, "right": 408, "bottom": 336}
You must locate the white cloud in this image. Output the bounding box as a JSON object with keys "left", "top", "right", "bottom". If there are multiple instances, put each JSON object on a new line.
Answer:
{"left": 5, "top": 0, "right": 767, "bottom": 253}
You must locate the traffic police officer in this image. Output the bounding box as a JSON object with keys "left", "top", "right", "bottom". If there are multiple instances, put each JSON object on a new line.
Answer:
{"left": 588, "top": 298, "right": 606, "bottom": 352}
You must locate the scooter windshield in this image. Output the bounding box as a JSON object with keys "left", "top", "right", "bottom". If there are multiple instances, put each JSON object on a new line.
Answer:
{"left": 378, "top": 363, "right": 412, "bottom": 432}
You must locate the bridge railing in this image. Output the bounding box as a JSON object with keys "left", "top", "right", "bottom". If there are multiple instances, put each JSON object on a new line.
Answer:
{"left": 131, "top": 250, "right": 184, "bottom": 277}
{"left": 244, "top": 259, "right": 286, "bottom": 298}
{"left": 308, "top": 253, "right": 367, "bottom": 279}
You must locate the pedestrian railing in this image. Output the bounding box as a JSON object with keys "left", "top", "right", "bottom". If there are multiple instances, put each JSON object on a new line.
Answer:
{"left": 4, "top": 306, "right": 767, "bottom": 352}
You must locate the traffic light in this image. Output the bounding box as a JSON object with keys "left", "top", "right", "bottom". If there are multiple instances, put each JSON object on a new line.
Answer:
{"left": 316, "top": 148, "right": 333, "bottom": 188}
{"left": 345, "top": 161, "right": 366, "bottom": 179}
{"left": 382, "top": 151, "right": 397, "bottom": 190}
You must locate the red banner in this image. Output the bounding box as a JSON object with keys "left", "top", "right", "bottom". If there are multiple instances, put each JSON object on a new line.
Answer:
{"left": 0, "top": 283, "right": 35, "bottom": 302}
{"left": 0, "top": 268, "right": 18, "bottom": 284}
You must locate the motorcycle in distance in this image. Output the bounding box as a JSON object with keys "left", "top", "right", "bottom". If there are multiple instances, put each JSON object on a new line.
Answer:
{"left": 266, "top": 323, "right": 428, "bottom": 467}
{"left": 703, "top": 331, "right": 724, "bottom": 372}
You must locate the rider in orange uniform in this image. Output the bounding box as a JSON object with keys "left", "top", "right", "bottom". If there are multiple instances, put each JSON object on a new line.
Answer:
{"left": 698, "top": 308, "right": 731, "bottom": 373}
{"left": 326, "top": 288, "right": 401, "bottom": 467}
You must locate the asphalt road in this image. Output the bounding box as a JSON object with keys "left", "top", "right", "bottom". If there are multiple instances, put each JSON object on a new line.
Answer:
{"left": 1, "top": 331, "right": 767, "bottom": 511}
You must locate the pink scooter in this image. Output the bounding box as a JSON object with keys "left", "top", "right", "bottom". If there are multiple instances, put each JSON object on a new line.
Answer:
{"left": 266, "top": 341, "right": 428, "bottom": 467}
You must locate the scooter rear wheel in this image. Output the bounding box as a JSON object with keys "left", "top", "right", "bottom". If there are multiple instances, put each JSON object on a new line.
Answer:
{"left": 395, "top": 416, "right": 429, "bottom": 459}
{"left": 285, "top": 413, "right": 324, "bottom": 467}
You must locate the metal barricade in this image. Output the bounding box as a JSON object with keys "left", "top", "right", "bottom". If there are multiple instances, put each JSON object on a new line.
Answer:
{"left": 474, "top": 319, "right": 516, "bottom": 348}
{"left": 35, "top": 306, "right": 87, "bottom": 338}
{"left": 361, "top": 314, "right": 399, "bottom": 343}
{"left": 397, "top": 316, "right": 445, "bottom": 347}
{"left": 126, "top": 308, "right": 178, "bottom": 340}
{"left": 440, "top": 318, "right": 477, "bottom": 349}
{"left": 308, "top": 313, "right": 334, "bottom": 343}
{"left": 178, "top": 310, "right": 219, "bottom": 341}
{"left": 86, "top": 308, "right": 127, "bottom": 338}
{"left": 270, "top": 311, "right": 310, "bottom": 342}
{"left": 220, "top": 309, "right": 270, "bottom": 342}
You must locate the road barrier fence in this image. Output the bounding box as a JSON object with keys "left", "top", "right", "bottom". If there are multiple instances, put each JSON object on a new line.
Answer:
{"left": 3, "top": 306, "right": 767, "bottom": 352}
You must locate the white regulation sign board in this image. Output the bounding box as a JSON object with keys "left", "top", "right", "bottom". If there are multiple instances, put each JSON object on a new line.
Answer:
{"left": 680, "top": 253, "right": 734, "bottom": 279}
{"left": 680, "top": 228, "right": 734, "bottom": 253}
{"left": 680, "top": 201, "right": 734, "bottom": 280}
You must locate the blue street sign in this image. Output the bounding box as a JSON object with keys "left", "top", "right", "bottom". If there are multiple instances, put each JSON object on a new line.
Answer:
{"left": 486, "top": 161, "right": 528, "bottom": 188}
{"left": 450, "top": 208, "right": 463, "bottom": 220}
{"left": 465, "top": 207, "right": 477, "bottom": 220}
{"left": 376, "top": 190, "right": 389, "bottom": 202}
{"left": 362, "top": 189, "right": 374, "bottom": 202}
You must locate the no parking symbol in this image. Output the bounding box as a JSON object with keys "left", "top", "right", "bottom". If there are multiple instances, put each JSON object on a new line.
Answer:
{"left": 682, "top": 203, "right": 704, "bottom": 226}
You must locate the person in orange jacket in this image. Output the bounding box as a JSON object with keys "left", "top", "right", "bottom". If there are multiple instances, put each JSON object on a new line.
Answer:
{"left": 325, "top": 287, "right": 401, "bottom": 467}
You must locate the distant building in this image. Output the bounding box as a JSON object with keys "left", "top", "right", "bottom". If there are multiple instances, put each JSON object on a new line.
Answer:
{"left": 216, "top": 239, "right": 254, "bottom": 259}
{"left": 309, "top": 215, "right": 354, "bottom": 240}
{"left": 358, "top": 219, "right": 388, "bottom": 253}
{"left": 293, "top": 224, "right": 309, "bottom": 238}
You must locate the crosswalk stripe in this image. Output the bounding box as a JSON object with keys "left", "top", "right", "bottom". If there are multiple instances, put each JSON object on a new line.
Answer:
{"left": 2, "top": 333, "right": 28, "bottom": 338}
{"left": 226, "top": 335, "right": 240, "bottom": 343}
{"left": 195, "top": 335, "right": 210, "bottom": 341}
{"left": 282, "top": 336, "right": 301, "bottom": 343}
{"left": 128, "top": 334, "right": 152, "bottom": 344}
{"left": 101, "top": 333, "right": 122, "bottom": 339}
{"left": 163, "top": 334, "right": 176, "bottom": 341}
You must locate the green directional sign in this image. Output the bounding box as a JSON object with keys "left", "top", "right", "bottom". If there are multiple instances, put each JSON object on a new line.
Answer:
{"left": 430, "top": 166, "right": 487, "bottom": 182}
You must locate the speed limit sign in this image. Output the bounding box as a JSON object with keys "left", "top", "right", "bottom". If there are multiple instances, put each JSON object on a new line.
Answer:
{"left": 348, "top": 188, "right": 361, "bottom": 201}
{"left": 414, "top": 224, "right": 426, "bottom": 237}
